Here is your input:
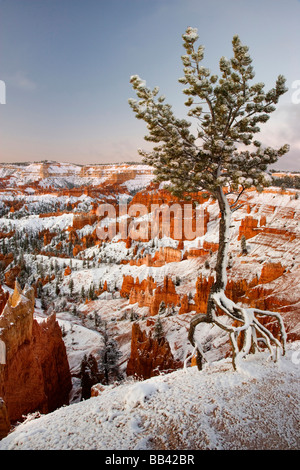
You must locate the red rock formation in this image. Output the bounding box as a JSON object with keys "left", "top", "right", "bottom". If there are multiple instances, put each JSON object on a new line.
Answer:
{"left": 68, "top": 229, "right": 79, "bottom": 244}
{"left": 73, "top": 244, "right": 82, "bottom": 257}
{"left": 238, "top": 215, "right": 296, "bottom": 243}
{"left": 0, "top": 231, "right": 15, "bottom": 240}
{"left": 126, "top": 322, "right": 182, "bottom": 379}
{"left": 0, "top": 399, "right": 10, "bottom": 440}
{"left": 152, "top": 247, "right": 182, "bottom": 265}
{"left": 0, "top": 282, "right": 72, "bottom": 429}
{"left": 82, "top": 229, "right": 101, "bottom": 249}
{"left": 194, "top": 275, "right": 215, "bottom": 313}
{"left": 149, "top": 277, "right": 180, "bottom": 316}
{"left": 186, "top": 248, "right": 210, "bottom": 259}
{"left": 38, "top": 211, "right": 64, "bottom": 218}
{"left": 191, "top": 270, "right": 300, "bottom": 342}
{"left": 125, "top": 237, "right": 132, "bottom": 249}
{"left": 121, "top": 266, "right": 299, "bottom": 345}
{"left": 120, "top": 275, "right": 136, "bottom": 298}
{"left": 64, "top": 265, "right": 72, "bottom": 276}
{"left": 0, "top": 253, "right": 13, "bottom": 270}
{"left": 90, "top": 383, "right": 119, "bottom": 397}
{"left": 225, "top": 278, "right": 254, "bottom": 304}
{"left": 121, "top": 275, "right": 180, "bottom": 316}
{"left": 109, "top": 189, "right": 211, "bottom": 242}
{"left": 72, "top": 213, "right": 98, "bottom": 231}
{"left": 178, "top": 294, "right": 190, "bottom": 315}
{"left": 4, "top": 265, "right": 21, "bottom": 289}
{"left": 102, "top": 280, "right": 108, "bottom": 292}
{"left": 202, "top": 240, "right": 219, "bottom": 252}
{"left": 129, "top": 187, "right": 209, "bottom": 209}
{"left": 126, "top": 246, "right": 183, "bottom": 268}
{"left": 258, "top": 262, "right": 286, "bottom": 284}
{"left": 238, "top": 216, "right": 260, "bottom": 240}
{"left": 0, "top": 286, "right": 9, "bottom": 316}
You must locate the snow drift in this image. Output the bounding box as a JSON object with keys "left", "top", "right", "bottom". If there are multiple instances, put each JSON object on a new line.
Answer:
{"left": 0, "top": 343, "right": 299, "bottom": 451}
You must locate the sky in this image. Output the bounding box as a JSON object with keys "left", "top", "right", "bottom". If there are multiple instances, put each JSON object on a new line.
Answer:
{"left": 0, "top": 0, "right": 299, "bottom": 170}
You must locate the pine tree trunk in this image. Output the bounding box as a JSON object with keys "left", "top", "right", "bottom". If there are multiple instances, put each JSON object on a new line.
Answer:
{"left": 188, "top": 186, "right": 233, "bottom": 369}
{"left": 206, "top": 186, "right": 231, "bottom": 321}
{"left": 189, "top": 186, "right": 286, "bottom": 371}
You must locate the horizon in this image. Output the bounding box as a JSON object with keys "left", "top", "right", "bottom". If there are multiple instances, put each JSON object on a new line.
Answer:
{"left": 0, "top": 0, "right": 300, "bottom": 170}
{"left": 1, "top": 159, "right": 299, "bottom": 175}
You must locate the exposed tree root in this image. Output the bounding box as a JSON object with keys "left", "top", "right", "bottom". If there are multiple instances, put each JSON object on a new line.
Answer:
{"left": 188, "top": 290, "right": 287, "bottom": 371}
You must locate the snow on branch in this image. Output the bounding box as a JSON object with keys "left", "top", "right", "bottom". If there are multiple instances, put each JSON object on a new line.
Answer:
{"left": 189, "top": 291, "right": 287, "bottom": 372}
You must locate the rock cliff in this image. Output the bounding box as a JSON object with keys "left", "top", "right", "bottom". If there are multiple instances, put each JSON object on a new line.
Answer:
{"left": 0, "top": 282, "right": 72, "bottom": 436}
{"left": 126, "top": 322, "right": 182, "bottom": 379}
{"left": 0, "top": 399, "right": 9, "bottom": 440}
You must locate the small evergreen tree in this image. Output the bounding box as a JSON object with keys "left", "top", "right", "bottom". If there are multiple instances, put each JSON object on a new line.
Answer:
{"left": 129, "top": 27, "right": 288, "bottom": 370}
{"left": 55, "top": 281, "right": 60, "bottom": 296}
{"left": 69, "top": 278, "right": 74, "bottom": 295}
{"left": 158, "top": 301, "right": 166, "bottom": 315}
{"left": 37, "top": 280, "right": 43, "bottom": 298}
{"left": 98, "top": 322, "right": 122, "bottom": 385}
{"left": 130, "top": 308, "right": 138, "bottom": 321}
{"left": 153, "top": 315, "right": 164, "bottom": 341}
{"left": 81, "top": 286, "right": 86, "bottom": 301}
{"left": 89, "top": 283, "right": 96, "bottom": 300}
{"left": 41, "top": 295, "right": 47, "bottom": 310}
{"left": 94, "top": 312, "right": 103, "bottom": 330}
{"left": 80, "top": 353, "right": 101, "bottom": 400}
{"left": 240, "top": 235, "right": 248, "bottom": 255}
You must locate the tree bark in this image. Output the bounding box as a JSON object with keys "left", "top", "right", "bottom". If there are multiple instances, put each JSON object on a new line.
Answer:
{"left": 206, "top": 186, "right": 232, "bottom": 321}
{"left": 188, "top": 187, "right": 232, "bottom": 369}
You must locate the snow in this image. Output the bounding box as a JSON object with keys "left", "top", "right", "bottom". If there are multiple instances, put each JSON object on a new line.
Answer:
{"left": 0, "top": 213, "right": 74, "bottom": 234}
{"left": 123, "top": 381, "right": 169, "bottom": 410}
{"left": 122, "top": 173, "right": 155, "bottom": 192}
{"left": 0, "top": 344, "right": 299, "bottom": 450}
{"left": 0, "top": 171, "right": 299, "bottom": 451}
{"left": 56, "top": 318, "right": 104, "bottom": 377}
{"left": 182, "top": 27, "right": 199, "bottom": 41}
{"left": 0, "top": 162, "right": 154, "bottom": 190}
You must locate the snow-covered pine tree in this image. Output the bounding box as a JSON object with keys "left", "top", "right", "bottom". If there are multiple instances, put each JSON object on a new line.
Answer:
{"left": 98, "top": 322, "right": 122, "bottom": 385}
{"left": 153, "top": 315, "right": 164, "bottom": 341}
{"left": 129, "top": 27, "right": 289, "bottom": 371}
{"left": 158, "top": 301, "right": 166, "bottom": 315}
{"left": 80, "top": 353, "right": 101, "bottom": 400}
{"left": 68, "top": 278, "right": 74, "bottom": 295}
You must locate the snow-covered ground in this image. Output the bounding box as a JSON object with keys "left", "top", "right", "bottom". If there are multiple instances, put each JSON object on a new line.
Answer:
{"left": 0, "top": 171, "right": 299, "bottom": 451}
{"left": 0, "top": 343, "right": 299, "bottom": 450}
{"left": 0, "top": 161, "right": 154, "bottom": 189}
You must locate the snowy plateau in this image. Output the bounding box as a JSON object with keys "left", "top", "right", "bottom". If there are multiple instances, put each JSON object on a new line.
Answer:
{"left": 0, "top": 348, "right": 299, "bottom": 450}
{"left": 0, "top": 161, "right": 299, "bottom": 451}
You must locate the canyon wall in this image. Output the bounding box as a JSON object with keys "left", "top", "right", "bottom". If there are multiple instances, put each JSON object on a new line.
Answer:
{"left": 126, "top": 322, "right": 182, "bottom": 379}
{"left": 0, "top": 282, "right": 72, "bottom": 435}
{"left": 0, "top": 162, "right": 154, "bottom": 190}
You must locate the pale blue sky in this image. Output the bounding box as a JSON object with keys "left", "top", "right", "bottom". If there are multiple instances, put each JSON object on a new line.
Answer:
{"left": 0, "top": 0, "right": 299, "bottom": 169}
